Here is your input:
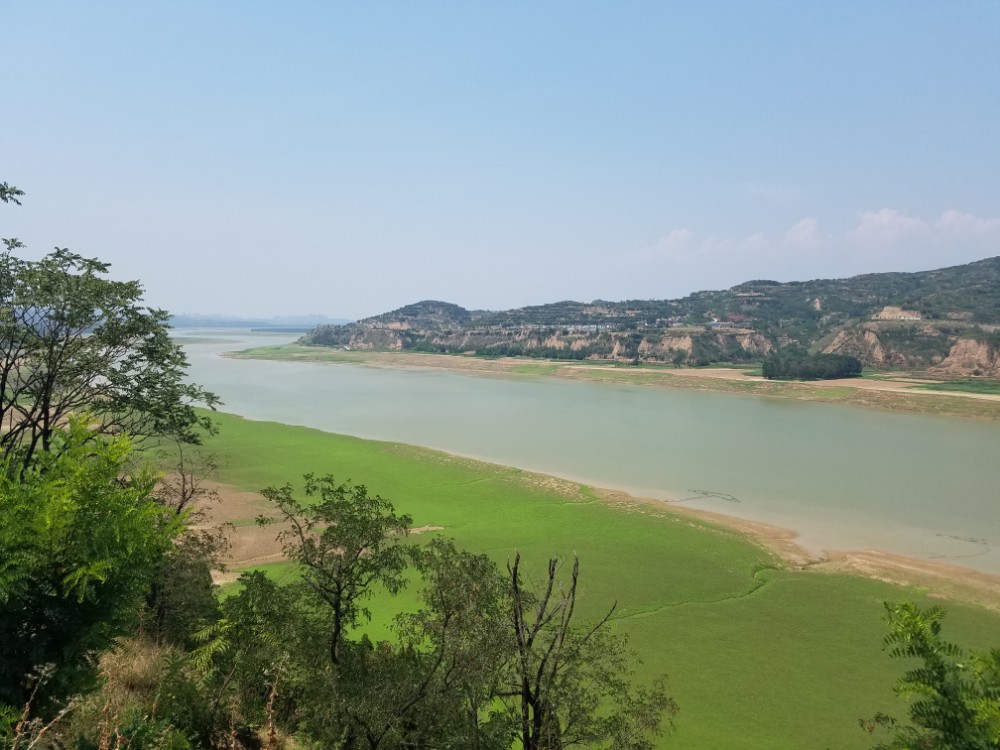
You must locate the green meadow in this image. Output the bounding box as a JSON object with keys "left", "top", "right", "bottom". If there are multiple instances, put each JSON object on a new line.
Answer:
{"left": 207, "top": 411, "right": 1000, "bottom": 750}
{"left": 916, "top": 377, "right": 1000, "bottom": 396}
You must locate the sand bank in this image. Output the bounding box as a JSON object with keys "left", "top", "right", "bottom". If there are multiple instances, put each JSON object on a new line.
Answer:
{"left": 228, "top": 347, "right": 1000, "bottom": 420}
{"left": 198, "top": 472, "right": 1000, "bottom": 611}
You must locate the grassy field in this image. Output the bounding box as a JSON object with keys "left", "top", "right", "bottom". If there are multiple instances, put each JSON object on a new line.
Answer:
{"left": 205, "top": 411, "right": 1000, "bottom": 750}
{"left": 916, "top": 378, "right": 1000, "bottom": 395}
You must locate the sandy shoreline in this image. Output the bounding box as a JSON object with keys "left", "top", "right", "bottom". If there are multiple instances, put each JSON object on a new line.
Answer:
{"left": 619, "top": 493, "right": 1000, "bottom": 611}
{"left": 227, "top": 347, "right": 1000, "bottom": 420}
{"left": 214, "top": 344, "right": 1000, "bottom": 606}
{"left": 203, "top": 463, "right": 1000, "bottom": 611}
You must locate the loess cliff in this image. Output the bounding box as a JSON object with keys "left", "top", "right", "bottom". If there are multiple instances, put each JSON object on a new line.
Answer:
{"left": 303, "top": 257, "right": 1000, "bottom": 374}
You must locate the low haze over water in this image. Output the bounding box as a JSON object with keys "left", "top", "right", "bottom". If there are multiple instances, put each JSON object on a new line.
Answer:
{"left": 182, "top": 330, "right": 1000, "bottom": 575}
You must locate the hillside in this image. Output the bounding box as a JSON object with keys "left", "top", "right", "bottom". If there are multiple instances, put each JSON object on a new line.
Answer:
{"left": 302, "top": 257, "right": 1000, "bottom": 374}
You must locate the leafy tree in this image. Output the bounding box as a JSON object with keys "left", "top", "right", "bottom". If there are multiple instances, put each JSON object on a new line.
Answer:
{"left": 0, "top": 421, "right": 182, "bottom": 710}
{"left": 762, "top": 352, "right": 862, "bottom": 380}
{"left": 0, "top": 180, "right": 222, "bottom": 744}
{"left": 503, "top": 553, "right": 676, "bottom": 750}
{"left": 0, "top": 182, "right": 24, "bottom": 206}
{"left": 862, "top": 602, "right": 1000, "bottom": 749}
{"left": 0, "top": 247, "right": 220, "bottom": 471}
{"left": 194, "top": 570, "right": 314, "bottom": 739}
{"left": 219, "top": 526, "right": 512, "bottom": 749}
{"left": 398, "top": 538, "right": 514, "bottom": 746}
{"left": 147, "top": 441, "right": 228, "bottom": 647}
{"left": 259, "top": 474, "right": 412, "bottom": 666}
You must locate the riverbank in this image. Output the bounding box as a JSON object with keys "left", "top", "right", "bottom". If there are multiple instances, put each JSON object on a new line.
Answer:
{"left": 207, "top": 464, "right": 1000, "bottom": 612}
{"left": 199, "top": 410, "right": 1000, "bottom": 749}
{"left": 196, "top": 404, "right": 1000, "bottom": 608}
{"left": 229, "top": 344, "right": 1000, "bottom": 420}
{"left": 612, "top": 493, "right": 1000, "bottom": 612}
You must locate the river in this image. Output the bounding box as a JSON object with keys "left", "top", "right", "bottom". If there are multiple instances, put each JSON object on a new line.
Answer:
{"left": 177, "top": 329, "right": 1000, "bottom": 575}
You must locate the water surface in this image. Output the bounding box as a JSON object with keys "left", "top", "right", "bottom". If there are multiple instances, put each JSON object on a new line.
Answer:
{"left": 179, "top": 330, "right": 1000, "bottom": 574}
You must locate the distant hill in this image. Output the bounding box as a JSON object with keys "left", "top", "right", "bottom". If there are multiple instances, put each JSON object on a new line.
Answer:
{"left": 302, "top": 257, "right": 1000, "bottom": 375}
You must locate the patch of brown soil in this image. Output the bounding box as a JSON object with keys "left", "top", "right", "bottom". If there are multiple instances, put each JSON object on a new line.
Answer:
{"left": 814, "top": 550, "right": 1000, "bottom": 611}
{"left": 199, "top": 481, "right": 446, "bottom": 584}
{"left": 196, "top": 481, "right": 274, "bottom": 525}
{"left": 189, "top": 481, "right": 289, "bottom": 583}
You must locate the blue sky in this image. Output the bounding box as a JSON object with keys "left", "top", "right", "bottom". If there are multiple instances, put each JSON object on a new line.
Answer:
{"left": 3, "top": 2, "right": 999, "bottom": 318}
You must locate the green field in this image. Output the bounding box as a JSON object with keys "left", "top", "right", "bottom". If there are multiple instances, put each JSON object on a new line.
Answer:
{"left": 916, "top": 378, "right": 1000, "bottom": 395}
{"left": 207, "top": 411, "right": 1000, "bottom": 750}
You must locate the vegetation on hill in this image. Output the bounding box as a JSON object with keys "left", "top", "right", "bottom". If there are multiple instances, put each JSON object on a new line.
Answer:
{"left": 303, "top": 258, "right": 1000, "bottom": 373}
{"left": 762, "top": 352, "right": 863, "bottom": 380}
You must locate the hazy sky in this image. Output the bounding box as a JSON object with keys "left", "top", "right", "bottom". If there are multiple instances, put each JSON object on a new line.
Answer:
{"left": 4, "top": 2, "right": 999, "bottom": 319}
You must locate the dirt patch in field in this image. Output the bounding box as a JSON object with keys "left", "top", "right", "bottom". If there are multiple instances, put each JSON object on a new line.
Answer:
{"left": 815, "top": 550, "right": 1000, "bottom": 611}
{"left": 188, "top": 482, "right": 289, "bottom": 583}
{"left": 410, "top": 525, "right": 445, "bottom": 534}
{"left": 198, "top": 481, "right": 446, "bottom": 584}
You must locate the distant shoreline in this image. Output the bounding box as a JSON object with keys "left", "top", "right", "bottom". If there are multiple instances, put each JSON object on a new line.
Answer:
{"left": 226, "top": 344, "right": 1000, "bottom": 421}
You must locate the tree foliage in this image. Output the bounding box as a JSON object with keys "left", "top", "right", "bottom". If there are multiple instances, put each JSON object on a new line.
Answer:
{"left": 147, "top": 442, "right": 228, "bottom": 647}
{"left": 197, "top": 477, "right": 676, "bottom": 750}
{"left": 259, "top": 474, "right": 412, "bottom": 666}
{"left": 863, "top": 602, "right": 1000, "bottom": 749}
{"left": 0, "top": 247, "right": 220, "bottom": 471}
{"left": 0, "top": 182, "right": 24, "bottom": 206}
{"left": 762, "top": 352, "right": 862, "bottom": 380}
{"left": 504, "top": 553, "right": 676, "bottom": 750}
{"left": 0, "top": 422, "right": 181, "bottom": 710}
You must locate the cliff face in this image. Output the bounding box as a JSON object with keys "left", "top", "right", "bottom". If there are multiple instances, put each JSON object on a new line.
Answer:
{"left": 304, "top": 320, "right": 774, "bottom": 364}
{"left": 822, "top": 323, "right": 966, "bottom": 369}
{"left": 301, "top": 257, "right": 1000, "bottom": 372}
{"left": 824, "top": 328, "right": 905, "bottom": 367}
{"left": 931, "top": 338, "right": 1000, "bottom": 377}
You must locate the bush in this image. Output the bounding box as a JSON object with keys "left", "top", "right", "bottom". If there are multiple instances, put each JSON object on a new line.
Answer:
{"left": 762, "top": 352, "right": 862, "bottom": 380}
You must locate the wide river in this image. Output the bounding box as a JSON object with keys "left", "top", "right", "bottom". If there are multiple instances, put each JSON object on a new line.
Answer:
{"left": 179, "top": 330, "right": 1000, "bottom": 575}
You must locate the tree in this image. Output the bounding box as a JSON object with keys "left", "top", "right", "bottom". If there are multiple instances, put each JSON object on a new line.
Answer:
{"left": 761, "top": 352, "right": 862, "bottom": 380}
{"left": 862, "top": 602, "right": 1000, "bottom": 749}
{"left": 147, "top": 441, "right": 228, "bottom": 647}
{"left": 383, "top": 538, "right": 514, "bottom": 749}
{"left": 503, "top": 553, "right": 676, "bottom": 750}
{"left": 194, "top": 570, "right": 313, "bottom": 739}
{"left": 238, "top": 501, "right": 512, "bottom": 749}
{"left": 0, "top": 248, "right": 220, "bottom": 471}
{"left": 0, "top": 421, "right": 182, "bottom": 710}
{"left": 234, "top": 476, "right": 673, "bottom": 750}
{"left": 259, "top": 474, "right": 412, "bottom": 666}
{"left": 2, "top": 187, "right": 218, "bottom": 472}
{"left": 0, "top": 182, "right": 24, "bottom": 206}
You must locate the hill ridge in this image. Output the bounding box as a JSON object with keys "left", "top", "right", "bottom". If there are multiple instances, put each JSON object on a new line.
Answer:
{"left": 303, "top": 256, "right": 1000, "bottom": 374}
